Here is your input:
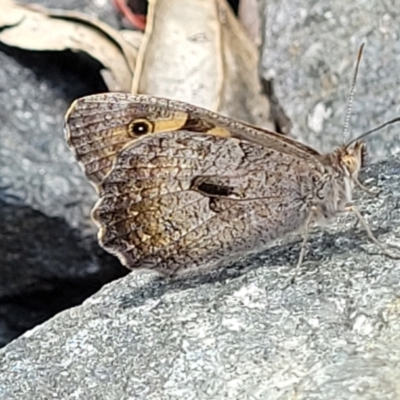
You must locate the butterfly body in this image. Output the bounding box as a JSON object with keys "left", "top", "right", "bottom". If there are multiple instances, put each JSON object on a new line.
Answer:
{"left": 65, "top": 93, "right": 366, "bottom": 276}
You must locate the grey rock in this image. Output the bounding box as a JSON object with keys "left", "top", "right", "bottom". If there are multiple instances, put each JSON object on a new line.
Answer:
{"left": 0, "top": 0, "right": 127, "bottom": 346}
{"left": 1, "top": 0, "right": 400, "bottom": 398}
{"left": 261, "top": 0, "right": 400, "bottom": 162}
{"left": 1, "top": 155, "right": 400, "bottom": 399}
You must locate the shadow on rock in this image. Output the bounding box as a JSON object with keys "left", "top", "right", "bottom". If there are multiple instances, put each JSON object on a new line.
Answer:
{"left": 0, "top": 199, "right": 128, "bottom": 347}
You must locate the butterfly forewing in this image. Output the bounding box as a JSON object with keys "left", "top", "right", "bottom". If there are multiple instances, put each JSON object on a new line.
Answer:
{"left": 65, "top": 93, "right": 323, "bottom": 188}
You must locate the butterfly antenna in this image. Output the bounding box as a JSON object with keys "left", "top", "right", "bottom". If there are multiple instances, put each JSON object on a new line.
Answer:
{"left": 347, "top": 116, "right": 400, "bottom": 147}
{"left": 342, "top": 43, "right": 365, "bottom": 144}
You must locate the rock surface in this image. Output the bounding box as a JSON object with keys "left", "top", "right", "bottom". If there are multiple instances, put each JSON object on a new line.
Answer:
{"left": 0, "top": 0, "right": 128, "bottom": 346}
{"left": 1, "top": 156, "right": 400, "bottom": 399}
{"left": 1, "top": 0, "right": 400, "bottom": 399}
{"left": 262, "top": 0, "right": 400, "bottom": 161}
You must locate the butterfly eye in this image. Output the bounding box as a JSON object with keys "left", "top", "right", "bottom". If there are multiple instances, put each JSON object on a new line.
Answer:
{"left": 129, "top": 119, "right": 154, "bottom": 136}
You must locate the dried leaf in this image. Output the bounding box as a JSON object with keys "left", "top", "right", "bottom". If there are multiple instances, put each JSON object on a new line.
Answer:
{"left": 132, "top": 0, "right": 223, "bottom": 108}
{"left": 0, "top": 0, "right": 141, "bottom": 92}
{"left": 132, "top": 0, "right": 275, "bottom": 129}
{"left": 216, "top": 0, "right": 273, "bottom": 128}
{"left": 238, "top": 0, "right": 262, "bottom": 47}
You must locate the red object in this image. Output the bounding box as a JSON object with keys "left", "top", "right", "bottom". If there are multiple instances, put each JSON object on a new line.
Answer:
{"left": 112, "top": 0, "right": 147, "bottom": 30}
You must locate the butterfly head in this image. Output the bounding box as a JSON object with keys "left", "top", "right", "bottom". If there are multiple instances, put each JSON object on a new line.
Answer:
{"left": 324, "top": 141, "right": 367, "bottom": 207}
{"left": 340, "top": 140, "right": 367, "bottom": 178}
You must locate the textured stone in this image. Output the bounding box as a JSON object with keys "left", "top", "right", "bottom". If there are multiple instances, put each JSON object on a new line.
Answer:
{"left": 0, "top": 0, "right": 127, "bottom": 346}
{"left": 1, "top": 0, "right": 400, "bottom": 398}
{"left": 261, "top": 0, "right": 400, "bottom": 161}
{"left": 1, "top": 154, "right": 400, "bottom": 399}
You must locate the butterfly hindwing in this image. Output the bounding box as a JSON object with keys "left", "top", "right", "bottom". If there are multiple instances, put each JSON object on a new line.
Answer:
{"left": 91, "top": 130, "right": 320, "bottom": 276}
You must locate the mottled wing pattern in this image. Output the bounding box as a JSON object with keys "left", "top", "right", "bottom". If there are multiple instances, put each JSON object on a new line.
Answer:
{"left": 65, "top": 93, "right": 329, "bottom": 276}
{"left": 65, "top": 93, "right": 322, "bottom": 187}
{"left": 65, "top": 93, "right": 190, "bottom": 186}
{"left": 92, "top": 131, "right": 322, "bottom": 276}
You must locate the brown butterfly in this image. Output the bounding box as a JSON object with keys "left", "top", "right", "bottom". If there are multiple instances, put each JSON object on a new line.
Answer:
{"left": 64, "top": 85, "right": 399, "bottom": 277}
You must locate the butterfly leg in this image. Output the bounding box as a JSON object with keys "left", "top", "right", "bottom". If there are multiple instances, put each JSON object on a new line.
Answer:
{"left": 351, "top": 179, "right": 380, "bottom": 231}
{"left": 354, "top": 177, "right": 381, "bottom": 196}
{"left": 347, "top": 205, "right": 400, "bottom": 258}
{"left": 290, "top": 207, "right": 317, "bottom": 284}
